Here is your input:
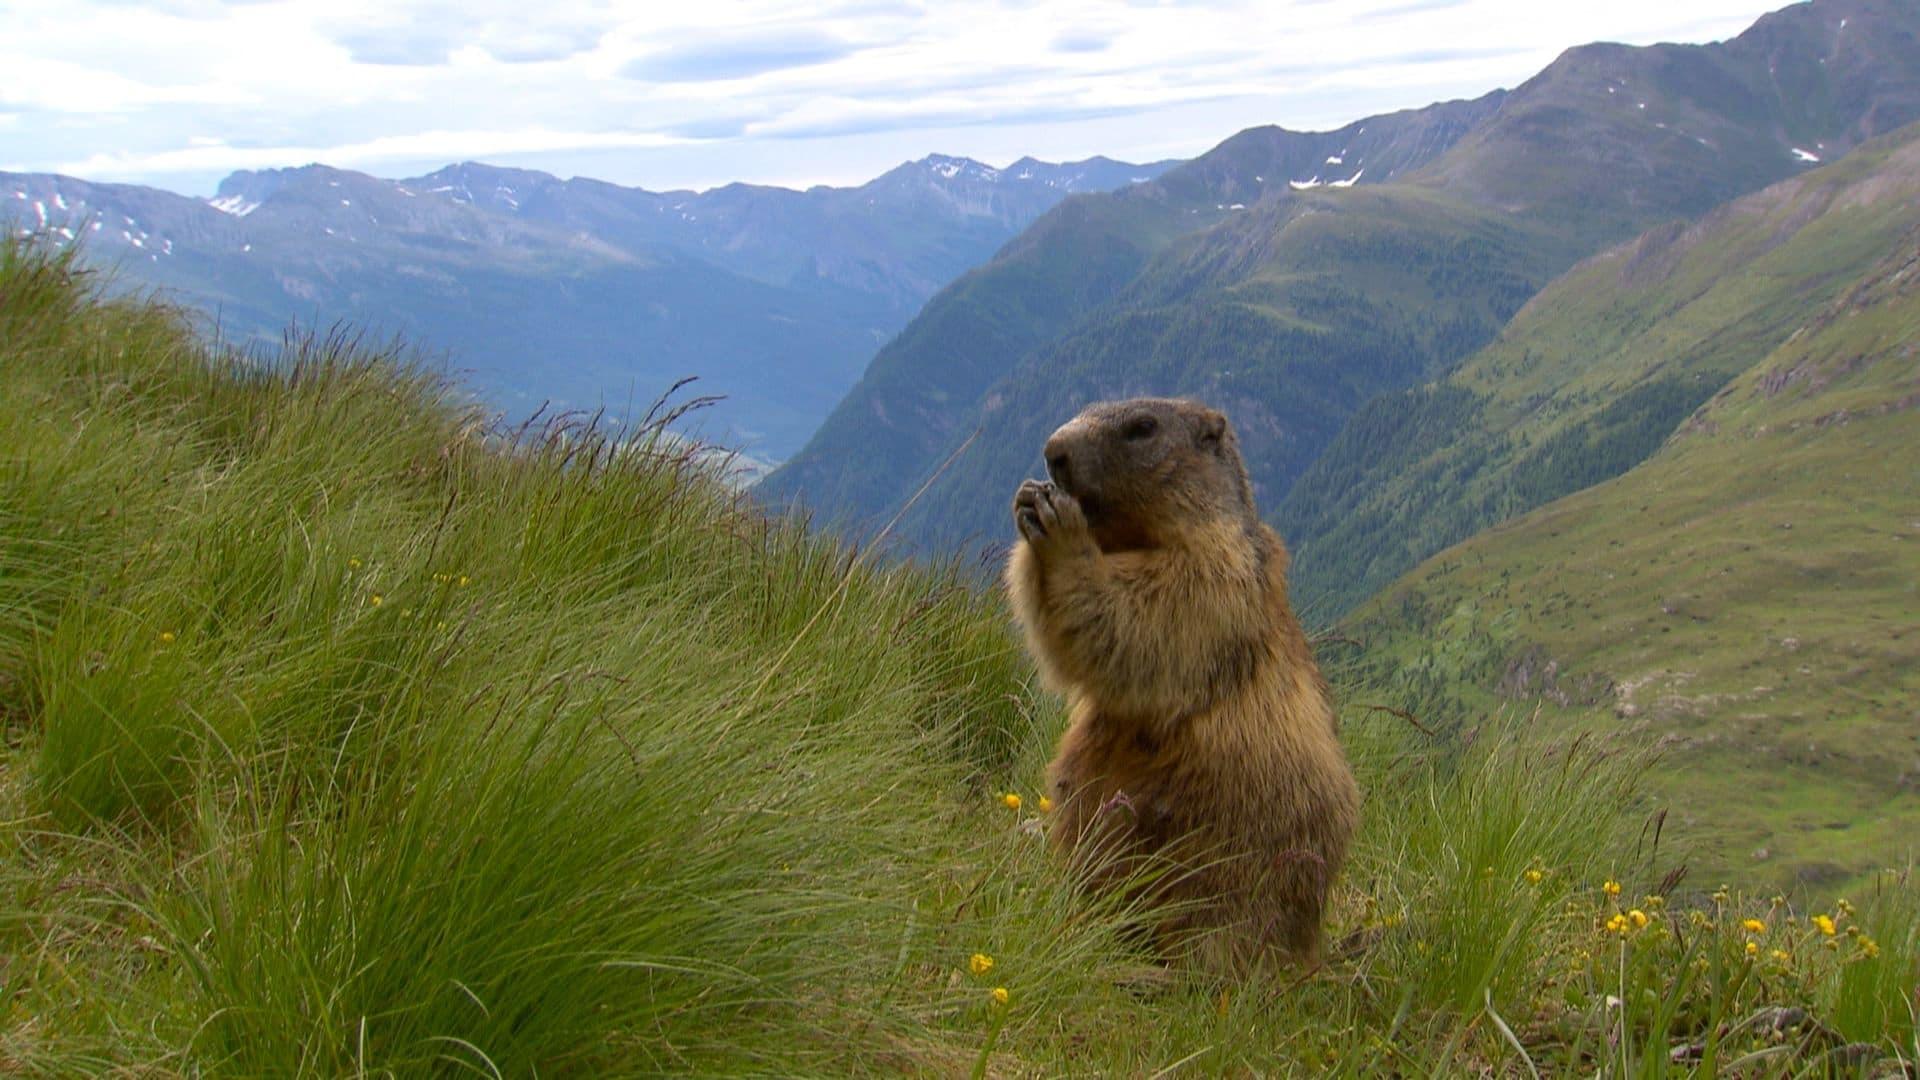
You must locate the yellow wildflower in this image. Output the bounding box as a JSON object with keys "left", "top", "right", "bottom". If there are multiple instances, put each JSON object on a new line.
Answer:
{"left": 1603, "top": 879, "right": 1622, "bottom": 897}
{"left": 969, "top": 953, "right": 994, "bottom": 977}
{"left": 1605, "top": 913, "right": 1629, "bottom": 936}
{"left": 991, "top": 987, "right": 1010, "bottom": 1006}
{"left": 1770, "top": 949, "right": 1791, "bottom": 964}
{"left": 1746, "top": 940, "right": 1759, "bottom": 956}
{"left": 158, "top": 631, "right": 176, "bottom": 644}
{"left": 369, "top": 594, "right": 384, "bottom": 608}
{"left": 1742, "top": 918, "right": 1766, "bottom": 933}
{"left": 348, "top": 558, "right": 362, "bottom": 570}
{"left": 1860, "top": 938, "right": 1880, "bottom": 960}
{"left": 458, "top": 575, "right": 471, "bottom": 587}
{"left": 1001, "top": 793, "right": 1022, "bottom": 811}
{"left": 1036, "top": 795, "right": 1054, "bottom": 813}
{"left": 1812, "top": 914, "right": 1837, "bottom": 936}
{"left": 1836, "top": 898, "right": 1854, "bottom": 917}
{"left": 1629, "top": 909, "right": 1650, "bottom": 930}
{"left": 1524, "top": 869, "right": 1544, "bottom": 884}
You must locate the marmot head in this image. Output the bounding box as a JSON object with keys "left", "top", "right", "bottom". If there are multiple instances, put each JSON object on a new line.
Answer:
{"left": 1042, "top": 397, "right": 1258, "bottom": 551}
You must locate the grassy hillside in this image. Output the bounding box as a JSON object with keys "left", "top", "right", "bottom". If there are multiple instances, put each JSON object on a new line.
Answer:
{"left": 1346, "top": 210, "right": 1920, "bottom": 894}
{"left": 1285, "top": 122, "right": 1920, "bottom": 617}
{"left": 3, "top": 240, "right": 1914, "bottom": 1073}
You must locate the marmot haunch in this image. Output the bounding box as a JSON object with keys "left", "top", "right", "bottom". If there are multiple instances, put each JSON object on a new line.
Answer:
{"left": 1004, "top": 397, "right": 1360, "bottom": 970}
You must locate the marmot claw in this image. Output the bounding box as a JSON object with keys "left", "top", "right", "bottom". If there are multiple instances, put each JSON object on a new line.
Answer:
{"left": 1012, "top": 479, "right": 1088, "bottom": 550}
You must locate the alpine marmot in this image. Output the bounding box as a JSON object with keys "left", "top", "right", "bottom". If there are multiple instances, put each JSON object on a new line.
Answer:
{"left": 1005, "top": 397, "right": 1359, "bottom": 970}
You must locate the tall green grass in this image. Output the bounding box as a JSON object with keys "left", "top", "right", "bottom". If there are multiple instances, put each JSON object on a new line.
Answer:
{"left": 2, "top": 237, "right": 1913, "bottom": 1075}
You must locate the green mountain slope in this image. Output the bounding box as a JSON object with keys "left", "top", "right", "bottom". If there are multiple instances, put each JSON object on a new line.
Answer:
{"left": 5, "top": 239, "right": 1916, "bottom": 1072}
{"left": 894, "top": 185, "right": 1566, "bottom": 553}
{"left": 1345, "top": 197, "right": 1920, "bottom": 891}
{"left": 763, "top": 0, "right": 1920, "bottom": 556}
{"left": 759, "top": 92, "right": 1510, "bottom": 528}
{"left": 1284, "top": 121, "right": 1920, "bottom": 616}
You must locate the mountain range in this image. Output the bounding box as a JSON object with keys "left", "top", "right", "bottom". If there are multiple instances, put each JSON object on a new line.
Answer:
{"left": 2, "top": 153, "right": 1175, "bottom": 459}
{"left": 760, "top": 0, "right": 1920, "bottom": 568}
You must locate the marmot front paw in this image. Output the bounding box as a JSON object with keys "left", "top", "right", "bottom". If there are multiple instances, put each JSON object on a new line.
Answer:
{"left": 1013, "top": 479, "right": 1092, "bottom": 554}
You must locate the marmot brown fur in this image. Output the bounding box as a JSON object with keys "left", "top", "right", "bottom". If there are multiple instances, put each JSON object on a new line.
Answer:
{"left": 1004, "top": 397, "right": 1359, "bottom": 970}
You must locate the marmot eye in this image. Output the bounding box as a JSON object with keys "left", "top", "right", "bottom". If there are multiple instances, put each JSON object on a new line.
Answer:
{"left": 1123, "top": 416, "right": 1158, "bottom": 441}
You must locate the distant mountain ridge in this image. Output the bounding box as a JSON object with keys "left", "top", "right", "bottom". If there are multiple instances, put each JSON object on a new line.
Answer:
{"left": 3, "top": 151, "right": 1177, "bottom": 456}
{"left": 760, "top": 0, "right": 1920, "bottom": 562}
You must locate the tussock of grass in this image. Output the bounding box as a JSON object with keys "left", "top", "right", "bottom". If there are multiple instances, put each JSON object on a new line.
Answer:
{"left": 1, "top": 239, "right": 1913, "bottom": 1074}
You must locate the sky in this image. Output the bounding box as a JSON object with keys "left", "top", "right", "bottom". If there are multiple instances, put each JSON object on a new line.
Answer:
{"left": 1, "top": 0, "right": 1791, "bottom": 197}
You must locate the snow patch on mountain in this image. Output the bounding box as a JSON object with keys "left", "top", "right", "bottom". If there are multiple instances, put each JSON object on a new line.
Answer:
{"left": 210, "top": 194, "right": 260, "bottom": 217}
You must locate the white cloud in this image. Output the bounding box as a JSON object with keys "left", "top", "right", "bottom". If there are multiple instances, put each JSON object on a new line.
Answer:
{"left": 2, "top": 0, "right": 1788, "bottom": 194}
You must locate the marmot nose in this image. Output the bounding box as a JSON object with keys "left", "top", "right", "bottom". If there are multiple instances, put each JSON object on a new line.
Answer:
{"left": 1045, "top": 449, "right": 1071, "bottom": 489}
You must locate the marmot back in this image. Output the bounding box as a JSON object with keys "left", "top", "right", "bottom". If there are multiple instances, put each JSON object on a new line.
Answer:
{"left": 1005, "top": 397, "right": 1359, "bottom": 970}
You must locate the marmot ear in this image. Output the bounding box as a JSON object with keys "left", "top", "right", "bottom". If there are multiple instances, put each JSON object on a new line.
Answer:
{"left": 1196, "top": 409, "right": 1228, "bottom": 450}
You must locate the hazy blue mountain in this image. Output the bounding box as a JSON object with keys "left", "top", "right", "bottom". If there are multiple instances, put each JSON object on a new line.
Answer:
{"left": 3, "top": 152, "right": 1177, "bottom": 458}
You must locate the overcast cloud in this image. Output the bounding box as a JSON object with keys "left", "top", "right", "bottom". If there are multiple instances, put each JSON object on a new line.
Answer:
{"left": 0, "top": 0, "right": 1787, "bottom": 195}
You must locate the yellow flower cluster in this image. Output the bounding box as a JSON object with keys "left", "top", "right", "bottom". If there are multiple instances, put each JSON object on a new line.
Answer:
{"left": 967, "top": 952, "right": 1010, "bottom": 1008}
{"left": 1602, "top": 879, "right": 1622, "bottom": 897}
{"left": 995, "top": 791, "right": 1055, "bottom": 813}
{"left": 1602, "top": 908, "right": 1653, "bottom": 938}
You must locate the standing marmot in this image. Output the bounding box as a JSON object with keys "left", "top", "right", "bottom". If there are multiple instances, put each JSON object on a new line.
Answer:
{"left": 1004, "top": 397, "right": 1359, "bottom": 970}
